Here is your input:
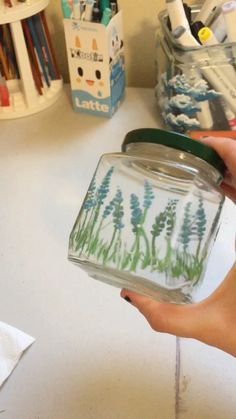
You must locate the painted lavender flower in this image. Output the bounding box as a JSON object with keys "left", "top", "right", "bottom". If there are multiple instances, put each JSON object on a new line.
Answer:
{"left": 70, "top": 166, "right": 208, "bottom": 285}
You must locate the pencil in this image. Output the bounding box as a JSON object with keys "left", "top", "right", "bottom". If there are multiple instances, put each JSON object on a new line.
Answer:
{"left": 2, "top": 25, "right": 19, "bottom": 80}
{"left": 22, "top": 20, "right": 43, "bottom": 90}
{"left": 26, "top": 17, "right": 50, "bottom": 87}
{"left": 0, "top": 42, "right": 10, "bottom": 80}
{"left": 33, "top": 14, "right": 56, "bottom": 80}
{"left": 31, "top": 60, "right": 43, "bottom": 95}
{"left": 40, "top": 11, "right": 61, "bottom": 80}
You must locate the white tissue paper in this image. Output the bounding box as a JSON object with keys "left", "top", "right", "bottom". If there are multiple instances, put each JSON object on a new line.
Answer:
{"left": 0, "top": 321, "right": 35, "bottom": 387}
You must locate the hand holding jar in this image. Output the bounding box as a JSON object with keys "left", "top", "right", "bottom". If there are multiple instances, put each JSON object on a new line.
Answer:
{"left": 121, "top": 136, "right": 236, "bottom": 358}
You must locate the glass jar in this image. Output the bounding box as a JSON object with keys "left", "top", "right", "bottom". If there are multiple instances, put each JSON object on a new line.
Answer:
{"left": 155, "top": 6, "right": 236, "bottom": 133}
{"left": 68, "top": 129, "right": 225, "bottom": 304}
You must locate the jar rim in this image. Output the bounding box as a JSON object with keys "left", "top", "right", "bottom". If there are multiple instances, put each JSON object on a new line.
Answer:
{"left": 122, "top": 128, "right": 226, "bottom": 176}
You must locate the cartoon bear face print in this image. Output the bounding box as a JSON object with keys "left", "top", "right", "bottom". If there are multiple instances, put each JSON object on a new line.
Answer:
{"left": 76, "top": 64, "right": 109, "bottom": 98}
{"left": 70, "top": 36, "right": 110, "bottom": 98}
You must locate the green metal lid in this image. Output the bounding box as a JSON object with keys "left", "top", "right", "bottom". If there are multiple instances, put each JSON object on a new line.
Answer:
{"left": 122, "top": 128, "right": 226, "bottom": 176}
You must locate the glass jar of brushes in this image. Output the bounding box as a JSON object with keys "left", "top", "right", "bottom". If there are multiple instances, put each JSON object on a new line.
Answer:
{"left": 155, "top": 5, "right": 236, "bottom": 133}
{"left": 68, "top": 128, "right": 226, "bottom": 304}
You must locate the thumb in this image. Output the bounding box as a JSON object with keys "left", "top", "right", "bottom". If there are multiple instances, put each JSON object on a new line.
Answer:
{"left": 201, "top": 136, "right": 236, "bottom": 180}
{"left": 120, "top": 288, "right": 205, "bottom": 339}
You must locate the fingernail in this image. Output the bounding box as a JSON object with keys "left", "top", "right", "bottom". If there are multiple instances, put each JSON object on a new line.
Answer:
{"left": 123, "top": 296, "right": 132, "bottom": 303}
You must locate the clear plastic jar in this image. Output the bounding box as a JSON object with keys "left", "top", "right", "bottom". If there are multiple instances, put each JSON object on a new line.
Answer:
{"left": 155, "top": 6, "right": 236, "bottom": 133}
{"left": 68, "top": 129, "right": 225, "bottom": 303}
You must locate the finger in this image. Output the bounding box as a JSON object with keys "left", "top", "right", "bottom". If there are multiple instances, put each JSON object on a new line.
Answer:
{"left": 221, "top": 183, "right": 236, "bottom": 203}
{"left": 120, "top": 288, "right": 204, "bottom": 339}
{"left": 200, "top": 137, "right": 236, "bottom": 178}
{"left": 222, "top": 171, "right": 234, "bottom": 186}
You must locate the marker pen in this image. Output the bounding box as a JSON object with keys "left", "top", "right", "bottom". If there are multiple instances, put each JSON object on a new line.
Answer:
{"left": 84, "top": 0, "right": 94, "bottom": 21}
{"left": 100, "top": 0, "right": 110, "bottom": 13}
{"left": 198, "top": 26, "right": 236, "bottom": 129}
{"left": 166, "top": 3, "right": 191, "bottom": 29}
{"left": 92, "top": 1, "right": 101, "bottom": 22}
{"left": 183, "top": 3, "right": 192, "bottom": 24}
{"left": 173, "top": 26, "right": 236, "bottom": 115}
{"left": 194, "top": 0, "right": 225, "bottom": 25}
{"left": 204, "top": 65, "right": 236, "bottom": 114}
{"left": 190, "top": 21, "right": 204, "bottom": 42}
{"left": 182, "top": 81, "right": 214, "bottom": 129}
{"left": 221, "top": 103, "right": 236, "bottom": 130}
{"left": 198, "top": 27, "right": 236, "bottom": 82}
{"left": 173, "top": 25, "right": 200, "bottom": 46}
{"left": 210, "top": 12, "right": 227, "bottom": 41}
{"left": 101, "top": 7, "right": 112, "bottom": 25}
{"left": 165, "top": 0, "right": 191, "bottom": 32}
{"left": 61, "top": 0, "right": 72, "bottom": 18}
{"left": 171, "top": 26, "right": 213, "bottom": 129}
{"left": 110, "top": 1, "right": 117, "bottom": 16}
{"left": 73, "top": 0, "right": 81, "bottom": 19}
{"left": 222, "top": 1, "right": 236, "bottom": 42}
{"left": 198, "top": 26, "right": 219, "bottom": 44}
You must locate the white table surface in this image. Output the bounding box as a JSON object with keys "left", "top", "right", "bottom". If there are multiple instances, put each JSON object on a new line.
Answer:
{"left": 0, "top": 86, "right": 235, "bottom": 419}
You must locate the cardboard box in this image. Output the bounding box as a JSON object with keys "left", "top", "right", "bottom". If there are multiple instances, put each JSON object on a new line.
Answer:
{"left": 63, "top": 11, "right": 125, "bottom": 117}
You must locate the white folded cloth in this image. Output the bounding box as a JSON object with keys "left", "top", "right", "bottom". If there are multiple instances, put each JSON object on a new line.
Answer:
{"left": 0, "top": 321, "right": 35, "bottom": 387}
